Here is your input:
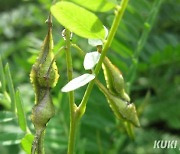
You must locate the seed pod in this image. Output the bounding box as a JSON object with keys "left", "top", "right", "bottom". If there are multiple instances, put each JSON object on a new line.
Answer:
{"left": 95, "top": 80, "right": 140, "bottom": 127}
{"left": 100, "top": 57, "right": 140, "bottom": 127}
{"left": 30, "top": 26, "right": 59, "bottom": 88}
{"left": 30, "top": 15, "right": 59, "bottom": 103}
{"left": 30, "top": 14, "right": 59, "bottom": 154}
{"left": 31, "top": 89, "right": 55, "bottom": 131}
{"left": 102, "top": 57, "right": 130, "bottom": 102}
{"left": 105, "top": 92, "right": 140, "bottom": 127}
{"left": 31, "top": 90, "right": 54, "bottom": 153}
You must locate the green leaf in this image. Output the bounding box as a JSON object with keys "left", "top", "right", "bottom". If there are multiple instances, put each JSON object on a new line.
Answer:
{"left": 111, "top": 38, "right": 133, "bottom": 58}
{"left": 15, "top": 89, "right": 27, "bottom": 132}
{"left": 0, "top": 92, "right": 11, "bottom": 109}
{"left": 51, "top": 1, "right": 105, "bottom": 39}
{"left": 83, "top": 52, "right": 101, "bottom": 70}
{"left": 0, "top": 132, "right": 24, "bottom": 146}
{"left": 0, "top": 111, "right": 16, "bottom": 123}
{"left": 61, "top": 74, "right": 95, "bottom": 92}
{"left": 88, "top": 26, "right": 109, "bottom": 46}
{"left": 88, "top": 39, "right": 103, "bottom": 47}
{"left": 67, "top": 0, "right": 116, "bottom": 12}
{"left": 5, "top": 63, "right": 16, "bottom": 112}
{"left": 0, "top": 56, "right": 6, "bottom": 92}
{"left": 21, "top": 134, "right": 34, "bottom": 154}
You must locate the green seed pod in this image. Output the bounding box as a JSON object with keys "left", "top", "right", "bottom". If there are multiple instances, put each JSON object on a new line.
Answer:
{"left": 105, "top": 93, "right": 140, "bottom": 127}
{"left": 95, "top": 80, "right": 140, "bottom": 127}
{"left": 103, "top": 57, "right": 130, "bottom": 102}
{"left": 30, "top": 26, "right": 59, "bottom": 88}
{"left": 36, "top": 27, "right": 59, "bottom": 88}
{"left": 30, "top": 14, "right": 59, "bottom": 154}
{"left": 31, "top": 89, "right": 55, "bottom": 131}
{"left": 31, "top": 90, "right": 54, "bottom": 153}
{"left": 30, "top": 15, "right": 59, "bottom": 103}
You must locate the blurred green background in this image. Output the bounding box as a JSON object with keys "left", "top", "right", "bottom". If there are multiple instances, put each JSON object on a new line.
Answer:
{"left": 0, "top": 0, "right": 179, "bottom": 154}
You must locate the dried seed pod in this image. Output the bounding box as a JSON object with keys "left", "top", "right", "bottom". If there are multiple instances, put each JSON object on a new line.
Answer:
{"left": 103, "top": 57, "right": 130, "bottom": 102}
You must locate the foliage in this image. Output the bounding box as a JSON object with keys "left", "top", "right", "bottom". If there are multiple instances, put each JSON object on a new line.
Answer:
{"left": 0, "top": 0, "right": 179, "bottom": 154}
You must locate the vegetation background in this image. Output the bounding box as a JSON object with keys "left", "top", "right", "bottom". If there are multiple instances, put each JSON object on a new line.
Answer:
{"left": 0, "top": 0, "right": 179, "bottom": 154}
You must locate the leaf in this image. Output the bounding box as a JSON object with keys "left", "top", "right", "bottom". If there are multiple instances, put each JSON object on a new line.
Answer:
{"left": 83, "top": 52, "right": 101, "bottom": 70}
{"left": 88, "top": 26, "right": 109, "bottom": 46}
{"left": 111, "top": 38, "right": 133, "bottom": 58}
{"left": 21, "top": 134, "right": 34, "bottom": 154}
{"left": 0, "top": 92, "right": 11, "bottom": 109}
{"left": 88, "top": 39, "right": 104, "bottom": 47}
{"left": 61, "top": 74, "right": 95, "bottom": 92}
{"left": 5, "top": 63, "right": 16, "bottom": 112}
{"left": 15, "top": 90, "right": 27, "bottom": 132}
{"left": 0, "top": 56, "right": 6, "bottom": 92}
{"left": 0, "top": 132, "right": 24, "bottom": 146}
{"left": 0, "top": 111, "right": 16, "bottom": 123}
{"left": 67, "top": 0, "right": 116, "bottom": 12}
{"left": 51, "top": 1, "right": 105, "bottom": 39}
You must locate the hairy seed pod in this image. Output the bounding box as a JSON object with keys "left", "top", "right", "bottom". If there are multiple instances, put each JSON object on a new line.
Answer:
{"left": 103, "top": 57, "right": 130, "bottom": 102}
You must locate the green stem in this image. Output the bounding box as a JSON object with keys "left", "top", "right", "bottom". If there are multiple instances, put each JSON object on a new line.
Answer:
{"left": 38, "top": 131, "right": 45, "bottom": 154}
{"left": 78, "top": 0, "right": 129, "bottom": 115}
{"left": 0, "top": 56, "right": 6, "bottom": 93}
{"left": 31, "top": 129, "right": 45, "bottom": 154}
{"left": 65, "top": 29, "right": 77, "bottom": 154}
{"left": 5, "top": 64, "right": 16, "bottom": 112}
{"left": 71, "top": 43, "right": 85, "bottom": 57}
{"left": 96, "top": 131, "right": 103, "bottom": 154}
{"left": 94, "top": 79, "right": 109, "bottom": 97}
